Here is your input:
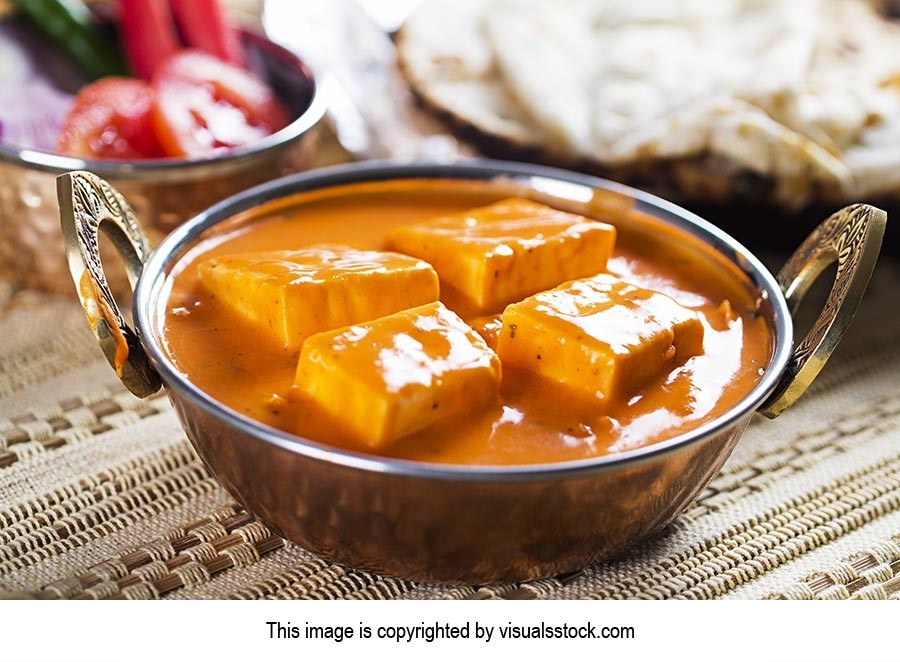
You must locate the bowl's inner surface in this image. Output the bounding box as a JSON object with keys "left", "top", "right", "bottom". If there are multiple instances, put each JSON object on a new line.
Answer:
{"left": 153, "top": 177, "right": 774, "bottom": 466}
{"left": 243, "top": 31, "right": 314, "bottom": 127}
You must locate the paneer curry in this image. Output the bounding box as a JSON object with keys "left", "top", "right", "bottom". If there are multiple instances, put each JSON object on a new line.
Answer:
{"left": 160, "top": 179, "right": 772, "bottom": 465}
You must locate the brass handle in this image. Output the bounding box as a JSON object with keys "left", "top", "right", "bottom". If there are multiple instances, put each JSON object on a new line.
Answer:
{"left": 58, "top": 171, "right": 162, "bottom": 398}
{"left": 759, "top": 204, "right": 886, "bottom": 418}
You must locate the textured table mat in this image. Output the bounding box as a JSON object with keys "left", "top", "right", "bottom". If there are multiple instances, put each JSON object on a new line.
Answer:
{"left": 0, "top": 258, "right": 899, "bottom": 600}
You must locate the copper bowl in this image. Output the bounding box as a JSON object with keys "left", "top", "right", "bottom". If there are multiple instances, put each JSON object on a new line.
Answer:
{"left": 58, "top": 161, "right": 886, "bottom": 583}
{"left": 0, "top": 28, "right": 325, "bottom": 294}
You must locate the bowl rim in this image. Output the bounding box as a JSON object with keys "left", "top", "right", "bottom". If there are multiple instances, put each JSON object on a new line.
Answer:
{"left": 135, "top": 159, "right": 794, "bottom": 482}
{"left": 0, "top": 28, "right": 326, "bottom": 177}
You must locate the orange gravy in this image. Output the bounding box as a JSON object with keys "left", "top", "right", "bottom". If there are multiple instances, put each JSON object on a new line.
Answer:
{"left": 160, "top": 179, "right": 772, "bottom": 465}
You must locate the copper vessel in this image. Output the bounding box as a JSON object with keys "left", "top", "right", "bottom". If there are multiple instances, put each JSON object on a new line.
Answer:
{"left": 58, "top": 161, "right": 886, "bottom": 583}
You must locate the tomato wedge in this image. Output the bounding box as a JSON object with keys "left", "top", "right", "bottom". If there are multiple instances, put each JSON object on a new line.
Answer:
{"left": 57, "top": 78, "right": 165, "bottom": 159}
{"left": 151, "top": 51, "right": 289, "bottom": 157}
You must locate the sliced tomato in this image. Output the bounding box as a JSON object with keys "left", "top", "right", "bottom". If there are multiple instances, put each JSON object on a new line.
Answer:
{"left": 57, "top": 78, "right": 165, "bottom": 159}
{"left": 151, "top": 50, "right": 289, "bottom": 157}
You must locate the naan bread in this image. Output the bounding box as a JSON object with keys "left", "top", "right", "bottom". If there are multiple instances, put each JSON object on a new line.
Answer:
{"left": 398, "top": 0, "right": 900, "bottom": 205}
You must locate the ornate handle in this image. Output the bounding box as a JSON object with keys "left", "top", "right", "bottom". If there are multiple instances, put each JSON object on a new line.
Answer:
{"left": 759, "top": 204, "right": 886, "bottom": 418}
{"left": 58, "top": 171, "right": 162, "bottom": 398}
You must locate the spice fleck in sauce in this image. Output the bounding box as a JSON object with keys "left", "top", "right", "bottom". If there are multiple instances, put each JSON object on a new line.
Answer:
{"left": 160, "top": 180, "right": 771, "bottom": 465}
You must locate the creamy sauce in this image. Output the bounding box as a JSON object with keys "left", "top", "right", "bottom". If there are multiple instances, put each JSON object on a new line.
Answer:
{"left": 160, "top": 179, "right": 772, "bottom": 465}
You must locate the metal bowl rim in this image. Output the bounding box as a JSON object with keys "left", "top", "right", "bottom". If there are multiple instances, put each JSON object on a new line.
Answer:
{"left": 134, "top": 159, "right": 794, "bottom": 482}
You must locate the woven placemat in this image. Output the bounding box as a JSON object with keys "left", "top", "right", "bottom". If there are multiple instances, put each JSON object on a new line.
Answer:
{"left": 1, "top": 259, "right": 899, "bottom": 600}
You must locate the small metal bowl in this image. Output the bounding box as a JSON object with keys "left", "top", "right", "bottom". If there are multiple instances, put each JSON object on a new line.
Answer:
{"left": 0, "top": 28, "right": 325, "bottom": 294}
{"left": 58, "top": 160, "right": 886, "bottom": 583}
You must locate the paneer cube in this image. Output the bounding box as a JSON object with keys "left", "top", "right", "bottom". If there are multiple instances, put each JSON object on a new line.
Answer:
{"left": 197, "top": 244, "right": 439, "bottom": 351}
{"left": 498, "top": 274, "right": 704, "bottom": 404}
{"left": 295, "top": 302, "right": 501, "bottom": 447}
{"left": 387, "top": 198, "right": 616, "bottom": 314}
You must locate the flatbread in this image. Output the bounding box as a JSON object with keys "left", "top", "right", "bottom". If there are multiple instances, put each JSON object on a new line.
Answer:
{"left": 398, "top": 0, "right": 900, "bottom": 206}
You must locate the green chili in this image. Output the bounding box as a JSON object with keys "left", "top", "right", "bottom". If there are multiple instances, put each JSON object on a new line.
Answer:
{"left": 11, "top": 0, "right": 127, "bottom": 79}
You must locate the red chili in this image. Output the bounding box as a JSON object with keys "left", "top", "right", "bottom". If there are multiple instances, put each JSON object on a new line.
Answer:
{"left": 169, "top": 0, "right": 245, "bottom": 67}
{"left": 118, "top": 0, "right": 180, "bottom": 79}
